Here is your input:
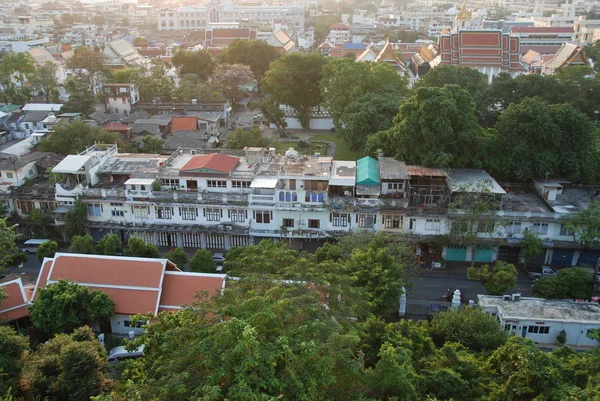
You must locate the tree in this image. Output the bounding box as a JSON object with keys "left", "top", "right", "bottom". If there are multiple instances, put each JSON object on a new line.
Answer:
{"left": 521, "top": 230, "right": 544, "bottom": 270}
{"left": 415, "top": 65, "right": 490, "bottom": 124}
{"left": 226, "top": 127, "right": 270, "bottom": 149}
{"left": 25, "top": 209, "right": 52, "bottom": 238}
{"left": 262, "top": 53, "right": 327, "bottom": 129}
{"left": 189, "top": 249, "right": 216, "bottom": 273}
{"left": 38, "top": 121, "right": 123, "bottom": 155}
{"left": 136, "top": 64, "right": 174, "bottom": 102}
{"left": 429, "top": 307, "right": 508, "bottom": 352}
{"left": 337, "top": 89, "right": 402, "bottom": 150}
{"left": 534, "top": 268, "right": 595, "bottom": 300}
{"left": 21, "top": 326, "right": 112, "bottom": 401}
{"left": 37, "top": 240, "right": 59, "bottom": 262}
{"left": 165, "top": 248, "right": 187, "bottom": 269}
{"left": 63, "top": 199, "right": 88, "bottom": 240}
{"left": 212, "top": 63, "right": 254, "bottom": 107}
{"left": 585, "top": 41, "right": 600, "bottom": 72}
{"left": 131, "top": 135, "right": 163, "bottom": 153}
{"left": 467, "top": 261, "right": 518, "bottom": 295}
{"left": 27, "top": 63, "right": 60, "bottom": 103}
{"left": 0, "top": 82, "right": 29, "bottom": 105}
{"left": 70, "top": 235, "right": 95, "bottom": 254}
{"left": 66, "top": 47, "right": 107, "bottom": 92}
{"left": 108, "top": 68, "right": 139, "bottom": 84}
{"left": 563, "top": 202, "right": 600, "bottom": 252}
{"left": 62, "top": 76, "right": 99, "bottom": 116}
{"left": 95, "top": 234, "right": 121, "bottom": 256}
{"left": 171, "top": 50, "right": 215, "bottom": 81}
{"left": 29, "top": 280, "right": 115, "bottom": 338}
{"left": 493, "top": 98, "right": 598, "bottom": 182}
{"left": 173, "top": 73, "right": 221, "bottom": 102}
{"left": 0, "top": 218, "right": 18, "bottom": 274}
{"left": 217, "top": 40, "right": 280, "bottom": 82}
{"left": 123, "top": 237, "right": 160, "bottom": 258}
{"left": 320, "top": 58, "right": 408, "bottom": 126}
{"left": 0, "top": 326, "right": 28, "bottom": 397}
{"left": 0, "top": 52, "right": 35, "bottom": 85}
{"left": 366, "top": 85, "right": 488, "bottom": 168}
{"left": 254, "top": 96, "right": 287, "bottom": 133}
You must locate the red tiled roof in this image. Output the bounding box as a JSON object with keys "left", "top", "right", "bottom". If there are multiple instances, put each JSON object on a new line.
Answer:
{"left": 212, "top": 28, "right": 250, "bottom": 38}
{"left": 181, "top": 153, "right": 239, "bottom": 174}
{"left": 86, "top": 286, "right": 161, "bottom": 315}
{"left": 172, "top": 117, "right": 198, "bottom": 131}
{"left": 104, "top": 121, "right": 130, "bottom": 132}
{"left": 0, "top": 279, "right": 30, "bottom": 321}
{"left": 519, "top": 44, "right": 562, "bottom": 55}
{"left": 510, "top": 27, "right": 573, "bottom": 33}
{"left": 330, "top": 23, "right": 349, "bottom": 29}
{"left": 159, "top": 271, "right": 225, "bottom": 310}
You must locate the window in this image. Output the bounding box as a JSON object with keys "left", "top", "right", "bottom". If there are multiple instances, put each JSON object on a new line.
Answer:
{"left": 111, "top": 210, "right": 124, "bottom": 217}
{"left": 384, "top": 215, "right": 403, "bottom": 229}
{"left": 123, "top": 320, "right": 144, "bottom": 328}
{"left": 331, "top": 212, "right": 350, "bottom": 227}
{"left": 254, "top": 210, "right": 272, "bottom": 224}
{"left": 6, "top": 172, "right": 13, "bottom": 179}
{"left": 205, "top": 208, "right": 222, "bottom": 221}
{"left": 560, "top": 224, "right": 574, "bottom": 236}
{"left": 16, "top": 200, "right": 34, "bottom": 213}
{"left": 28, "top": 169, "right": 33, "bottom": 176}
{"left": 357, "top": 213, "right": 376, "bottom": 228}
{"left": 289, "top": 179, "right": 296, "bottom": 190}
{"left": 232, "top": 181, "right": 250, "bottom": 189}
{"left": 478, "top": 222, "right": 495, "bottom": 233}
{"left": 532, "top": 222, "right": 549, "bottom": 235}
{"left": 110, "top": 202, "right": 123, "bottom": 207}
{"left": 282, "top": 218, "right": 294, "bottom": 228}
{"left": 155, "top": 206, "right": 173, "bottom": 219}
{"left": 207, "top": 180, "right": 227, "bottom": 188}
{"left": 305, "top": 192, "right": 325, "bottom": 202}
{"left": 162, "top": 179, "right": 179, "bottom": 188}
{"left": 425, "top": 219, "right": 441, "bottom": 231}
{"left": 229, "top": 209, "right": 247, "bottom": 223}
{"left": 308, "top": 219, "right": 320, "bottom": 229}
{"left": 527, "top": 326, "right": 550, "bottom": 334}
{"left": 387, "top": 182, "right": 403, "bottom": 190}
{"left": 132, "top": 205, "right": 149, "bottom": 218}
{"left": 180, "top": 207, "right": 197, "bottom": 220}
{"left": 87, "top": 203, "right": 103, "bottom": 217}
{"left": 505, "top": 221, "right": 522, "bottom": 235}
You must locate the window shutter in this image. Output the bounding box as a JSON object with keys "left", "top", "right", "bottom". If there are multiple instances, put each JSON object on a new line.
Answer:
{"left": 220, "top": 209, "right": 223, "bottom": 218}
{"left": 329, "top": 213, "right": 332, "bottom": 222}
{"left": 270, "top": 211, "right": 273, "bottom": 219}
{"left": 253, "top": 211, "right": 256, "bottom": 219}
{"left": 178, "top": 207, "right": 181, "bottom": 216}
{"left": 228, "top": 209, "right": 231, "bottom": 218}
{"left": 203, "top": 208, "right": 206, "bottom": 217}
{"left": 355, "top": 214, "right": 358, "bottom": 223}
{"left": 374, "top": 215, "right": 377, "bottom": 224}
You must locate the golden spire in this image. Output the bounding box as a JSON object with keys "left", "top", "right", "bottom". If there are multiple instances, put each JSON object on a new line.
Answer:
{"left": 456, "top": 0, "right": 471, "bottom": 21}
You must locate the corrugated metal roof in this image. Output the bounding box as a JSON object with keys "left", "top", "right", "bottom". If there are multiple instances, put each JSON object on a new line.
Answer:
{"left": 406, "top": 165, "right": 447, "bottom": 177}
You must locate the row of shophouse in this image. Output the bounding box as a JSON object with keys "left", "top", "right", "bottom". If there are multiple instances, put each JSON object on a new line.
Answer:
{"left": 2, "top": 144, "right": 599, "bottom": 267}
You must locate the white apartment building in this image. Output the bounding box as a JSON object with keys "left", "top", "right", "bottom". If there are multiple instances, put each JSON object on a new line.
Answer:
{"left": 479, "top": 295, "right": 600, "bottom": 348}
{"left": 102, "top": 83, "right": 140, "bottom": 117}
{"left": 573, "top": 17, "right": 600, "bottom": 44}
{"left": 42, "top": 145, "right": 600, "bottom": 266}
{"left": 327, "top": 23, "right": 351, "bottom": 45}
{"left": 157, "top": 0, "right": 304, "bottom": 31}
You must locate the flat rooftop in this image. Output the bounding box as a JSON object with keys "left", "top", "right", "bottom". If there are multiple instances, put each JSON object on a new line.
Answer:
{"left": 548, "top": 188, "right": 597, "bottom": 214}
{"left": 500, "top": 185, "right": 551, "bottom": 214}
{"left": 478, "top": 295, "right": 600, "bottom": 324}
{"left": 448, "top": 169, "right": 506, "bottom": 195}
{"left": 255, "top": 154, "right": 333, "bottom": 178}
{"left": 96, "top": 153, "right": 170, "bottom": 177}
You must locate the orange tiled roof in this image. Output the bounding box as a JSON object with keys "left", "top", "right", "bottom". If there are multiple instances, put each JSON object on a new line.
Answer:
{"left": 181, "top": 153, "right": 239, "bottom": 174}
{"left": 0, "top": 279, "right": 30, "bottom": 321}
{"left": 171, "top": 117, "right": 198, "bottom": 131}
{"left": 159, "top": 271, "right": 226, "bottom": 310}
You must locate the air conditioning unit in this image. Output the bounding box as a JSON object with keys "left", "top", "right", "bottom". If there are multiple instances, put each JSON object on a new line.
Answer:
{"left": 511, "top": 293, "right": 521, "bottom": 302}
{"left": 503, "top": 295, "right": 511, "bottom": 301}
{"left": 225, "top": 225, "right": 232, "bottom": 231}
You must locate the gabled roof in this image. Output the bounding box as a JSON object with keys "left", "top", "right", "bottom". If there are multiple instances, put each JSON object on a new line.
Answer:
{"left": 181, "top": 153, "right": 239, "bottom": 174}
{"left": 543, "top": 43, "right": 590, "bottom": 71}
{"left": 121, "top": 110, "right": 150, "bottom": 123}
{"left": 131, "top": 123, "right": 161, "bottom": 136}
{"left": 378, "top": 157, "right": 408, "bottom": 180}
{"left": 171, "top": 117, "right": 198, "bottom": 131}
{"left": 0, "top": 104, "right": 21, "bottom": 113}
{"left": 159, "top": 271, "right": 226, "bottom": 311}
{"left": 21, "top": 110, "right": 50, "bottom": 123}
{"left": 88, "top": 110, "right": 110, "bottom": 124}
{"left": 103, "top": 121, "right": 130, "bottom": 132}
{"left": 521, "top": 49, "right": 542, "bottom": 64}
{"left": 22, "top": 104, "right": 62, "bottom": 112}
{"left": 375, "top": 42, "right": 406, "bottom": 72}
{"left": 0, "top": 278, "right": 31, "bottom": 321}
{"left": 356, "top": 156, "right": 380, "bottom": 185}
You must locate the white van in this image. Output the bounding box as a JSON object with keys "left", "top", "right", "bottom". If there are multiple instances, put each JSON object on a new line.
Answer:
{"left": 107, "top": 344, "right": 145, "bottom": 364}
{"left": 21, "top": 239, "right": 51, "bottom": 254}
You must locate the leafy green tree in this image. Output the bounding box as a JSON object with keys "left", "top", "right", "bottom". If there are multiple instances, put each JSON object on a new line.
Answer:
{"left": 70, "top": 235, "right": 95, "bottom": 254}
{"left": 585, "top": 41, "right": 600, "bottom": 72}
{"left": 0, "top": 82, "right": 29, "bottom": 105}
{"left": 226, "top": 127, "right": 270, "bottom": 149}
{"left": 563, "top": 202, "right": 600, "bottom": 252}
{"left": 29, "top": 280, "right": 115, "bottom": 338}
{"left": 223, "top": 240, "right": 297, "bottom": 275}
{"left": 522, "top": 230, "right": 544, "bottom": 270}
{"left": 415, "top": 65, "right": 491, "bottom": 124}
{"left": 37, "top": 240, "right": 59, "bottom": 262}
{"left": 63, "top": 199, "right": 88, "bottom": 240}
{"left": 262, "top": 53, "right": 327, "bottom": 129}
{"left": 173, "top": 73, "right": 221, "bottom": 102}
{"left": 320, "top": 58, "right": 408, "bottom": 127}
{"left": 0, "top": 326, "right": 28, "bottom": 396}
{"left": 366, "top": 85, "right": 488, "bottom": 168}
{"left": 25, "top": 209, "right": 52, "bottom": 238}
{"left": 0, "top": 52, "right": 35, "bottom": 85}
{"left": 212, "top": 63, "right": 254, "bottom": 107}
{"left": 131, "top": 135, "right": 163, "bottom": 153}
{"left": 164, "top": 248, "right": 187, "bottom": 269}
{"left": 493, "top": 98, "right": 598, "bottom": 182}
{"left": 27, "top": 63, "right": 60, "bottom": 103}
{"left": 171, "top": 50, "right": 215, "bottom": 80}
{"left": 136, "top": 64, "right": 174, "bottom": 101}
{"left": 21, "top": 326, "right": 112, "bottom": 401}
{"left": 0, "top": 218, "right": 18, "bottom": 273}
{"left": 364, "top": 343, "right": 419, "bottom": 401}
{"left": 38, "top": 121, "right": 123, "bottom": 154}
{"left": 62, "top": 76, "right": 99, "bottom": 116}
{"left": 337, "top": 89, "right": 401, "bottom": 150}
{"left": 467, "top": 261, "right": 518, "bottom": 295}
{"left": 254, "top": 96, "right": 287, "bottom": 132}
{"left": 95, "top": 234, "right": 121, "bottom": 256}
{"left": 534, "top": 268, "right": 595, "bottom": 300}
{"left": 123, "top": 237, "right": 160, "bottom": 258}
{"left": 107, "top": 68, "right": 139, "bottom": 83}
{"left": 66, "top": 47, "right": 107, "bottom": 92}
{"left": 429, "top": 307, "right": 508, "bottom": 352}
{"left": 217, "top": 39, "right": 280, "bottom": 82}
{"left": 189, "top": 249, "right": 216, "bottom": 273}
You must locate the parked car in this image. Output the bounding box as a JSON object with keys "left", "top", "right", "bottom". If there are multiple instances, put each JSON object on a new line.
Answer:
{"left": 21, "top": 239, "right": 51, "bottom": 254}
{"left": 212, "top": 253, "right": 225, "bottom": 264}
{"left": 107, "top": 344, "right": 145, "bottom": 364}
{"left": 528, "top": 266, "right": 558, "bottom": 280}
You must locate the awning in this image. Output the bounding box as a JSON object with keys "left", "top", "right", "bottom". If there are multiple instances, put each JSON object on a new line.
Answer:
{"left": 329, "top": 178, "right": 355, "bottom": 186}
{"left": 250, "top": 178, "right": 278, "bottom": 189}
{"left": 52, "top": 155, "right": 91, "bottom": 174}
{"left": 125, "top": 178, "right": 156, "bottom": 186}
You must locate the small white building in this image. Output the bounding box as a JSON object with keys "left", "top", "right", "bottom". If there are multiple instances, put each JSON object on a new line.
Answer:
{"left": 103, "top": 83, "right": 140, "bottom": 117}
{"left": 478, "top": 295, "right": 600, "bottom": 349}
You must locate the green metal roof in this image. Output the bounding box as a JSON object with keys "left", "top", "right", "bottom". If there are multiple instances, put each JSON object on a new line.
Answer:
{"left": 0, "top": 104, "right": 20, "bottom": 113}
{"left": 356, "top": 156, "right": 380, "bottom": 185}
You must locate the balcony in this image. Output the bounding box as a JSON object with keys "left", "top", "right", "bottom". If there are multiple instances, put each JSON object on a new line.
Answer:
{"left": 250, "top": 193, "right": 276, "bottom": 204}
{"left": 55, "top": 182, "right": 84, "bottom": 199}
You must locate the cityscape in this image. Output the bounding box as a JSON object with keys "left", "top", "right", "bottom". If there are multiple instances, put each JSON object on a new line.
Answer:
{"left": 0, "top": 0, "right": 600, "bottom": 399}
